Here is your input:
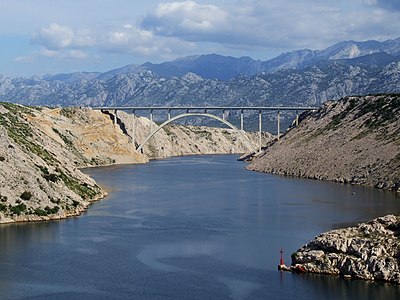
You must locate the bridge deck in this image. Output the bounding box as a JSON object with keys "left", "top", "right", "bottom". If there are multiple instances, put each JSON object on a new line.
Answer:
{"left": 92, "top": 106, "right": 318, "bottom": 111}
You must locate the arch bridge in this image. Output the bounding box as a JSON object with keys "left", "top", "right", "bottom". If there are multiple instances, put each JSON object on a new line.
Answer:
{"left": 92, "top": 106, "right": 317, "bottom": 154}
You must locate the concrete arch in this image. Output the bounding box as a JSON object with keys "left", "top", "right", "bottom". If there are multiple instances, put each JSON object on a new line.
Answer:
{"left": 136, "top": 112, "right": 257, "bottom": 153}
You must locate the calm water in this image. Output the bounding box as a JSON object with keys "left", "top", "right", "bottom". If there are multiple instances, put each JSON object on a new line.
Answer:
{"left": 1, "top": 155, "right": 400, "bottom": 299}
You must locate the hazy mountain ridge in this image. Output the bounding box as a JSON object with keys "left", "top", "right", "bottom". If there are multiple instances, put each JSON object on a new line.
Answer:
{"left": 1, "top": 59, "right": 399, "bottom": 109}
{"left": 0, "top": 38, "right": 399, "bottom": 119}
{"left": 98, "top": 38, "right": 400, "bottom": 80}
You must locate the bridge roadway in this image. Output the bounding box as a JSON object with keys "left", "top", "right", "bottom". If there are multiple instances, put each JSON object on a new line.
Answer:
{"left": 92, "top": 106, "right": 318, "bottom": 153}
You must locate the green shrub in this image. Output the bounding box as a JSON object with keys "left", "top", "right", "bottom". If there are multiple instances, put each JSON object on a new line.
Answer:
{"left": 10, "top": 203, "right": 27, "bottom": 215}
{"left": 34, "top": 208, "right": 47, "bottom": 216}
{"left": 0, "top": 203, "right": 6, "bottom": 211}
{"left": 20, "top": 191, "right": 32, "bottom": 201}
{"left": 45, "top": 205, "right": 59, "bottom": 214}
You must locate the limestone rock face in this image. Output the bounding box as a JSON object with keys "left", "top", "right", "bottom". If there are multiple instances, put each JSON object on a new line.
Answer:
{"left": 248, "top": 95, "right": 400, "bottom": 191}
{"left": 292, "top": 215, "right": 400, "bottom": 284}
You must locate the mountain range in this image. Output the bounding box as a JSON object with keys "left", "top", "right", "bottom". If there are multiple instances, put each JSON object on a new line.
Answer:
{"left": 1, "top": 38, "right": 399, "bottom": 125}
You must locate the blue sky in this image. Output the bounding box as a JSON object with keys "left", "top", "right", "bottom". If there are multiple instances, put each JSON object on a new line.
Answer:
{"left": 1, "top": 0, "right": 399, "bottom": 76}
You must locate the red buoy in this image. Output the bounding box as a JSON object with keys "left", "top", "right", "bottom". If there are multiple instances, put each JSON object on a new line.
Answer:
{"left": 280, "top": 249, "right": 284, "bottom": 266}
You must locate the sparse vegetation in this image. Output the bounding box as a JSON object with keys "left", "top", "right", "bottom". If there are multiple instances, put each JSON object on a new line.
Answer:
{"left": 34, "top": 208, "right": 47, "bottom": 216}
{"left": 0, "top": 109, "right": 57, "bottom": 164}
{"left": 358, "top": 95, "right": 400, "bottom": 129}
{"left": 59, "top": 107, "right": 76, "bottom": 118}
{"left": 44, "top": 173, "right": 59, "bottom": 182}
{"left": 57, "top": 168, "right": 98, "bottom": 199}
{"left": 52, "top": 127, "right": 73, "bottom": 146}
{"left": 10, "top": 203, "right": 27, "bottom": 215}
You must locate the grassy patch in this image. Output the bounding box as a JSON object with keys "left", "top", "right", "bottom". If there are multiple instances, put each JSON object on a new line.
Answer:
{"left": 0, "top": 110, "right": 57, "bottom": 164}
{"left": 52, "top": 127, "right": 73, "bottom": 146}
{"left": 57, "top": 169, "right": 98, "bottom": 199}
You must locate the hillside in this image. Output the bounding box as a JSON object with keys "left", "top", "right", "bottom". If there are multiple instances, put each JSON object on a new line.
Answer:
{"left": 248, "top": 95, "right": 400, "bottom": 191}
{"left": 0, "top": 103, "right": 270, "bottom": 223}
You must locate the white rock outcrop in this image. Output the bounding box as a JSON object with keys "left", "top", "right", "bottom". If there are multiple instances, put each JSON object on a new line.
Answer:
{"left": 292, "top": 215, "right": 400, "bottom": 284}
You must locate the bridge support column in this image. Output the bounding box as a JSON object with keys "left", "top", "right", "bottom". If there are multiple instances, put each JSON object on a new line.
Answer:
{"left": 258, "top": 110, "right": 262, "bottom": 152}
{"left": 277, "top": 110, "right": 281, "bottom": 140}
{"left": 168, "top": 109, "right": 171, "bottom": 120}
{"left": 131, "top": 109, "right": 135, "bottom": 145}
{"left": 222, "top": 109, "right": 226, "bottom": 121}
{"left": 149, "top": 109, "right": 154, "bottom": 137}
{"left": 295, "top": 110, "right": 299, "bottom": 127}
{"left": 240, "top": 110, "right": 244, "bottom": 131}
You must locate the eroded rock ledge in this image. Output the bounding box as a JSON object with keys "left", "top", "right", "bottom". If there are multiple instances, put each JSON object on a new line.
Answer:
{"left": 291, "top": 215, "right": 400, "bottom": 284}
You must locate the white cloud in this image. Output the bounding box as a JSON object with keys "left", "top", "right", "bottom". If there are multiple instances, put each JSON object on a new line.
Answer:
{"left": 142, "top": 1, "right": 227, "bottom": 38}
{"left": 29, "top": 22, "right": 195, "bottom": 62}
{"left": 20, "top": 0, "right": 400, "bottom": 69}
{"left": 31, "top": 23, "right": 75, "bottom": 50}
{"left": 31, "top": 23, "right": 94, "bottom": 50}
{"left": 141, "top": 0, "right": 400, "bottom": 50}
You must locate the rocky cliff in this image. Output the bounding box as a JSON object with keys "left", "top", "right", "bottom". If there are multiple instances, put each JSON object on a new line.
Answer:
{"left": 248, "top": 94, "right": 400, "bottom": 191}
{"left": 291, "top": 215, "right": 400, "bottom": 284}
{"left": 0, "top": 103, "right": 269, "bottom": 224}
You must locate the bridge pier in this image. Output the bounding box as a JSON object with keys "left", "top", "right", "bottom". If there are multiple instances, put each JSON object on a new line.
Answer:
{"left": 295, "top": 110, "right": 299, "bottom": 126}
{"left": 150, "top": 109, "right": 153, "bottom": 123}
{"left": 240, "top": 110, "right": 244, "bottom": 131}
{"left": 131, "top": 109, "right": 136, "bottom": 144}
{"left": 222, "top": 109, "right": 226, "bottom": 121}
{"left": 168, "top": 109, "right": 171, "bottom": 120}
{"left": 259, "top": 110, "right": 262, "bottom": 152}
{"left": 277, "top": 110, "right": 281, "bottom": 140}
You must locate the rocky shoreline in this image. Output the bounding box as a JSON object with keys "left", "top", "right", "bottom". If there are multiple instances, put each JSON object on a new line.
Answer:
{"left": 290, "top": 215, "right": 400, "bottom": 284}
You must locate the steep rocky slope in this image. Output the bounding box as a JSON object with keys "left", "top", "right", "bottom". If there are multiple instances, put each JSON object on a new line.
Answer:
{"left": 248, "top": 95, "right": 400, "bottom": 191}
{"left": 291, "top": 215, "right": 400, "bottom": 284}
{"left": 0, "top": 103, "right": 269, "bottom": 224}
